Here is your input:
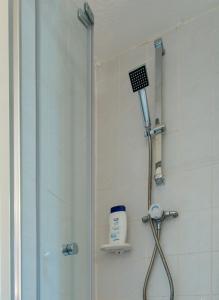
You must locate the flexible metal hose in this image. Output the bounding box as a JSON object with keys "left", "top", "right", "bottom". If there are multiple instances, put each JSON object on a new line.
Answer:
{"left": 143, "top": 226, "right": 160, "bottom": 300}
{"left": 143, "top": 134, "right": 174, "bottom": 300}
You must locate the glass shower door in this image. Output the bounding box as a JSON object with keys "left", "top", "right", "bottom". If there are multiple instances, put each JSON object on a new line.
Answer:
{"left": 36, "top": 1, "right": 92, "bottom": 299}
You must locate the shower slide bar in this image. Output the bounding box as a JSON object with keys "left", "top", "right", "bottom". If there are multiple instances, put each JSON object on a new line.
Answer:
{"left": 153, "top": 38, "right": 165, "bottom": 185}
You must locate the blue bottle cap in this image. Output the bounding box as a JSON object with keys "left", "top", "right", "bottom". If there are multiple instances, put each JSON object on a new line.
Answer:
{"left": 110, "top": 205, "right": 126, "bottom": 213}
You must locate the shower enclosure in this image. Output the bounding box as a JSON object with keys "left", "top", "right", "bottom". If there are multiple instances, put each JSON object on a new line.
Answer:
{"left": 10, "top": 1, "right": 94, "bottom": 299}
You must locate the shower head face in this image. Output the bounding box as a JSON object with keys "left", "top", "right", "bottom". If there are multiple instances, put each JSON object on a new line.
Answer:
{"left": 129, "top": 65, "right": 149, "bottom": 92}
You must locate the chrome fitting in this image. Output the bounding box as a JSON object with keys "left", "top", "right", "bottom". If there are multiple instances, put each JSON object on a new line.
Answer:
{"left": 142, "top": 215, "right": 150, "bottom": 223}
{"left": 154, "top": 169, "right": 165, "bottom": 185}
{"left": 154, "top": 161, "right": 165, "bottom": 185}
{"left": 144, "top": 127, "right": 152, "bottom": 138}
{"left": 154, "top": 38, "right": 165, "bottom": 55}
{"left": 163, "top": 211, "right": 179, "bottom": 219}
{"left": 150, "top": 124, "right": 165, "bottom": 136}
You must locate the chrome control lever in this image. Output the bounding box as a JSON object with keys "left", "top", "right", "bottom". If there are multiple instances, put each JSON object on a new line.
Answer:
{"left": 163, "top": 211, "right": 178, "bottom": 218}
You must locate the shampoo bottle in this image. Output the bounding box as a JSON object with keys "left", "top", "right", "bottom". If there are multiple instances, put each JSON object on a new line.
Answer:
{"left": 109, "top": 205, "right": 127, "bottom": 245}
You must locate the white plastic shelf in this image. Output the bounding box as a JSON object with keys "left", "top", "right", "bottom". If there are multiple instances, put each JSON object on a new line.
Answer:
{"left": 100, "top": 243, "right": 131, "bottom": 254}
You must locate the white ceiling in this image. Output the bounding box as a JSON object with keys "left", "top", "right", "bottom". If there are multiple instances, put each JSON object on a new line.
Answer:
{"left": 89, "top": 0, "right": 219, "bottom": 62}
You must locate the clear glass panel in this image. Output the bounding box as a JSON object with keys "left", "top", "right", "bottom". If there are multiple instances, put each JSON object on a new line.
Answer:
{"left": 37, "top": 1, "right": 91, "bottom": 300}
{"left": 21, "top": 1, "right": 91, "bottom": 299}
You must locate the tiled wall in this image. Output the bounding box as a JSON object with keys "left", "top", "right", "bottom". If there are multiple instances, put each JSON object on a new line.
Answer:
{"left": 95, "top": 7, "right": 219, "bottom": 300}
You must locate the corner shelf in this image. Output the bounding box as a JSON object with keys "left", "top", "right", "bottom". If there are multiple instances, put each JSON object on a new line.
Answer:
{"left": 100, "top": 243, "right": 131, "bottom": 255}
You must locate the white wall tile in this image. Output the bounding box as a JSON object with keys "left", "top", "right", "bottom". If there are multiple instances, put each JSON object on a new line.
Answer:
{"left": 212, "top": 252, "right": 219, "bottom": 294}
{"left": 178, "top": 253, "right": 211, "bottom": 295}
{"left": 178, "top": 210, "right": 211, "bottom": 254}
{"left": 154, "top": 166, "right": 211, "bottom": 212}
{"left": 179, "top": 129, "right": 212, "bottom": 168}
{"left": 112, "top": 257, "right": 150, "bottom": 300}
{"left": 177, "top": 166, "right": 212, "bottom": 211}
{"left": 212, "top": 71, "right": 219, "bottom": 159}
{"left": 96, "top": 254, "right": 130, "bottom": 300}
{"left": 97, "top": 58, "right": 120, "bottom": 190}
{"left": 178, "top": 11, "right": 215, "bottom": 93}
{"left": 212, "top": 164, "right": 219, "bottom": 208}
{"left": 212, "top": 208, "right": 219, "bottom": 251}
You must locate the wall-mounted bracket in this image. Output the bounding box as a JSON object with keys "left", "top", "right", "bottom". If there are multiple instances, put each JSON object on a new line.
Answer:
{"left": 154, "top": 38, "right": 165, "bottom": 55}
{"left": 78, "top": 2, "right": 94, "bottom": 28}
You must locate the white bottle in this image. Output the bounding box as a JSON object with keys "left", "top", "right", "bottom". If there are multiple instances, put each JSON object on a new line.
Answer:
{"left": 109, "top": 205, "right": 127, "bottom": 245}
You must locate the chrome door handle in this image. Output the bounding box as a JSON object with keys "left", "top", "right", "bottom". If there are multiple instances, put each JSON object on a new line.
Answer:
{"left": 62, "top": 242, "right": 79, "bottom": 256}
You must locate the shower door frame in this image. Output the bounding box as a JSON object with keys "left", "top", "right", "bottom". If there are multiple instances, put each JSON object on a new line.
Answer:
{"left": 9, "top": 1, "right": 95, "bottom": 299}
{"left": 10, "top": 0, "right": 22, "bottom": 299}
{"left": 0, "top": 0, "right": 11, "bottom": 299}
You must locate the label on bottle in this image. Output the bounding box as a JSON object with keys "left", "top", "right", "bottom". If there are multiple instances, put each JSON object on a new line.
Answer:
{"left": 110, "top": 217, "right": 120, "bottom": 242}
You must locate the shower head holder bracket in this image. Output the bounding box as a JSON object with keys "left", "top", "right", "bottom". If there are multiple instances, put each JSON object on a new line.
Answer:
{"left": 144, "top": 124, "right": 165, "bottom": 138}
{"left": 150, "top": 124, "right": 165, "bottom": 136}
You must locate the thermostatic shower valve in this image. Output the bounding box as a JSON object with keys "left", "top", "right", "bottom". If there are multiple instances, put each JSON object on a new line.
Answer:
{"left": 142, "top": 204, "right": 178, "bottom": 224}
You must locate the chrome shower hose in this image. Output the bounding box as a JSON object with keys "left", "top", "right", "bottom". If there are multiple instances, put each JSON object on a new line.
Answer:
{"left": 143, "top": 134, "right": 174, "bottom": 300}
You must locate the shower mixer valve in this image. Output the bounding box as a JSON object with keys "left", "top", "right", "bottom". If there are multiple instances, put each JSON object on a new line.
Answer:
{"left": 142, "top": 203, "right": 178, "bottom": 224}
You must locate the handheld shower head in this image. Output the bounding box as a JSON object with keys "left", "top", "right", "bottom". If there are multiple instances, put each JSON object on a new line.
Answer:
{"left": 129, "top": 65, "right": 151, "bottom": 129}
{"left": 129, "top": 65, "right": 149, "bottom": 92}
